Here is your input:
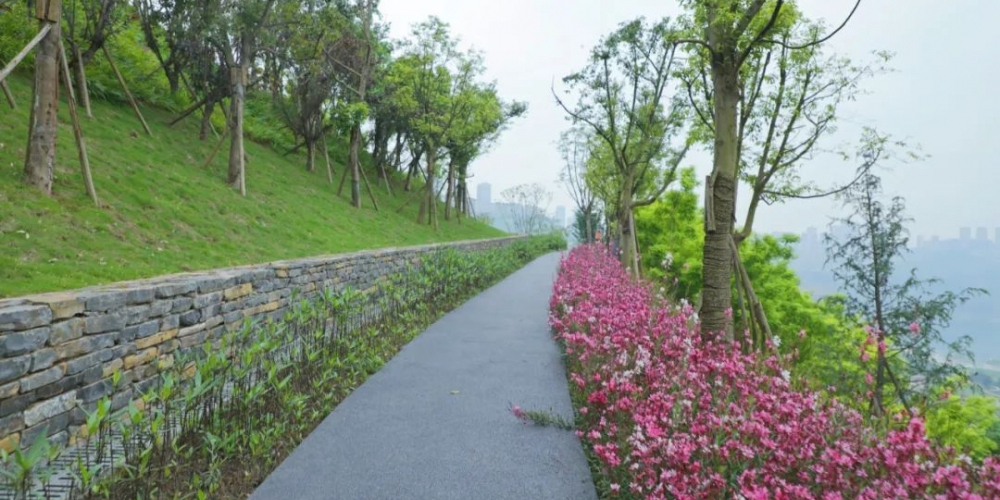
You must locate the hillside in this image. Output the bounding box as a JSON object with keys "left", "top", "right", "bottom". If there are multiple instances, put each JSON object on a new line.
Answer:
{"left": 0, "top": 73, "right": 504, "bottom": 298}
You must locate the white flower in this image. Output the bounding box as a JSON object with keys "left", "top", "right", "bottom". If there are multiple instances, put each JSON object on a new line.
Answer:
{"left": 780, "top": 369, "right": 791, "bottom": 383}
{"left": 772, "top": 335, "right": 781, "bottom": 348}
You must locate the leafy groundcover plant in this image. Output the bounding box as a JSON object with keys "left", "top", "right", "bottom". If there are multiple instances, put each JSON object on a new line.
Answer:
{"left": 1, "top": 235, "right": 565, "bottom": 500}
{"left": 548, "top": 245, "right": 1000, "bottom": 500}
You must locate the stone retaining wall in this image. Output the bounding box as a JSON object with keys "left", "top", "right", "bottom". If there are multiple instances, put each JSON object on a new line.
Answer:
{"left": 0, "top": 236, "right": 525, "bottom": 450}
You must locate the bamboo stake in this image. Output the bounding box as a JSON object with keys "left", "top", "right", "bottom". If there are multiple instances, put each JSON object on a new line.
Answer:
{"left": 58, "top": 39, "right": 99, "bottom": 205}
{"left": 71, "top": 43, "right": 91, "bottom": 117}
{"left": 102, "top": 45, "right": 152, "bottom": 136}
{"left": 0, "top": 23, "right": 53, "bottom": 83}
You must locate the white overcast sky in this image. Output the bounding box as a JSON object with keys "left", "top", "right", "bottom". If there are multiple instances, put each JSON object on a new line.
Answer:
{"left": 378, "top": 0, "right": 1000, "bottom": 238}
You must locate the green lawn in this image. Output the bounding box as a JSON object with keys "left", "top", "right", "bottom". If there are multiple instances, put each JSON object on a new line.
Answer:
{"left": 0, "top": 73, "right": 504, "bottom": 297}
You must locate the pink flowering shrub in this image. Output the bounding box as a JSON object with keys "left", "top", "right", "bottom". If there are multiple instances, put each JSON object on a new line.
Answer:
{"left": 550, "top": 245, "right": 1000, "bottom": 499}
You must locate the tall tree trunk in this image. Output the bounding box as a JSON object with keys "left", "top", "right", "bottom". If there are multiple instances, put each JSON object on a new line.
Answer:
{"left": 420, "top": 147, "right": 437, "bottom": 227}
{"left": 305, "top": 139, "right": 316, "bottom": 173}
{"left": 348, "top": 125, "right": 362, "bottom": 208}
{"left": 618, "top": 171, "right": 638, "bottom": 278}
{"left": 227, "top": 65, "right": 247, "bottom": 196}
{"left": 700, "top": 57, "right": 740, "bottom": 339}
{"left": 24, "top": 18, "right": 61, "bottom": 195}
{"left": 444, "top": 158, "right": 456, "bottom": 221}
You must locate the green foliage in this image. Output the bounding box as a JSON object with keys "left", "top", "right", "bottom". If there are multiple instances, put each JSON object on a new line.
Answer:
{"left": 925, "top": 393, "right": 1000, "bottom": 460}
{"left": 634, "top": 167, "right": 703, "bottom": 300}
{"left": 0, "top": 74, "right": 503, "bottom": 297}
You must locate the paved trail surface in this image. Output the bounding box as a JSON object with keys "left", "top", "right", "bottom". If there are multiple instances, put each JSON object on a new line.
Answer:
{"left": 249, "top": 253, "right": 597, "bottom": 500}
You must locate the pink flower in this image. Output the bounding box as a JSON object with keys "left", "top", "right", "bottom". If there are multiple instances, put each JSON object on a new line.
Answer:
{"left": 546, "top": 245, "right": 995, "bottom": 499}
{"left": 909, "top": 322, "right": 921, "bottom": 334}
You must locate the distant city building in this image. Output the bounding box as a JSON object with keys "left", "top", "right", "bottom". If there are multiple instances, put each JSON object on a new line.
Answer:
{"left": 995, "top": 227, "right": 1000, "bottom": 244}
{"left": 960, "top": 227, "right": 972, "bottom": 240}
{"left": 554, "top": 206, "right": 567, "bottom": 228}
{"left": 977, "top": 227, "right": 989, "bottom": 241}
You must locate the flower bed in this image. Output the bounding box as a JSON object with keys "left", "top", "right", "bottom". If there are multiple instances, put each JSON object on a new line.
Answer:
{"left": 549, "top": 245, "right": 1000, "bottom": 499}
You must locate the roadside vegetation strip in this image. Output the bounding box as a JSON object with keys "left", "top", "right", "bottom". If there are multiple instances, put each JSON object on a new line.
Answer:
{"left": 546, "top": 244, "right": 1000, "bottom": 500}
{"left": 0, "top": 235, "right": 566, "bottom": 500}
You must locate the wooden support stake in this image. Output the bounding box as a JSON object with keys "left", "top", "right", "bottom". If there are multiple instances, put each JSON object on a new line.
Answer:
{"left": 203, "top": 129, "right": 227, "bottom": 168}
{"left": 337, "top": 161, "right": 350, "bottom": 196}
{"left": 169, "top": 96, "right": 209, "bottom": 127}
{"left": 59, "top": 38, "right": 99, "bottom": 206}
{"left": 358, "top": 162, "right": 379, "bottom": 212}
{"left": 322, "top": 136, "right": 334, "bottom": 184}
{"left": 1, "top": 79, "right": 14, "bottom": 109}
{"left": 0, "top": 23, "right": 53, "bottom": 83}
{"left": 729, "top": 235, "right": 772, "bottom": 347}
{"left": 71, "top": 43, "right": 92, "bottom": 118}
{"left": 102, "top": 45, "right": 152, "bottom": 136}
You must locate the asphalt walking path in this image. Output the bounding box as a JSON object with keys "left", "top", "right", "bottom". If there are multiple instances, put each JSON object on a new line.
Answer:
{"left": 248, "top": 252, "right": 597, "bottom": 500}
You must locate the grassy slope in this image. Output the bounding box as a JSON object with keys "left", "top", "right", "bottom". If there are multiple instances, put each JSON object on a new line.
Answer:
{"left": 0, "top": 74, "right": 504, "bottom": 297}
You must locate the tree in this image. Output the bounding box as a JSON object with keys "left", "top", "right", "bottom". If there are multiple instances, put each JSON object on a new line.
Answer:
{"left": 389, "top": 17, "right": 483, "bottom": 228}
{"left": 558, "top": 126, "right": 597, "bottom": 243}
{"left": 340, "top": 0, "right": 377, "bottom": 208}
{"left": 444, "top": 89, "right": 526, "bottom": 221}
{"left": 555, "top": 16, "right": 690, "bottom": 278}
{"left": 500, "top": 183, "right": 553, "bottom": 235}
{"left": 676, "top": 0, "right": 864, "bottom": 337}
{"left": 824, "top": 169, "right": 985, "bottom": 418}
{"left": 273, "top": 1, "right": 345, "bottom": 173}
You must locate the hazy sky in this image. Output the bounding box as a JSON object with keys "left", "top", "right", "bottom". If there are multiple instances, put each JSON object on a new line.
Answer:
{"left": 379, "top": 0, "right": 1000, "bottom": 239}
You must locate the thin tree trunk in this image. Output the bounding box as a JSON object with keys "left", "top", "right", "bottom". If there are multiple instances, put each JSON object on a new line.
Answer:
{"left": 24, "top": 17, "right": 61, "bottom": 195}
{"left": 71, "top": 42, "right": 91, "bottom": 118}
{"left": 102, "top": 45, "right": 152, "bottom": 136}
{"left": 444, "top": 159, "right": 455, "bottom": 221}
{"left": 420, "top": 147, "right": 437, "bottom": 226}
{"left": 227, "top": 65, "right": 247, "bottom": 196}
{"left": 59, "top": 38, "right": 98, "bottom": 205}
{"left": 348, "top": 126, "right": 362, "bottom": 207}
{"left": 700, "top": 58, "right": 740, "bottom": 339}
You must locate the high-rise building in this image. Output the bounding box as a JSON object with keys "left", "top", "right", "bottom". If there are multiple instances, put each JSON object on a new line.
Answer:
{"left": 977, "top": 227, "right": 989, "bottom": 241}
{"left": 960, "top": 227, "right": 972, "bottom": 240}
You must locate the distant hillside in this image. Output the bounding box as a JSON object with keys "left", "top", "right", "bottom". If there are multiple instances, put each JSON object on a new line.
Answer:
{"left": 789, "top": 229, "right": 1000, "bottom": 363}
{"left": 0, "top": 73, "right": 504, "bottom": 297}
